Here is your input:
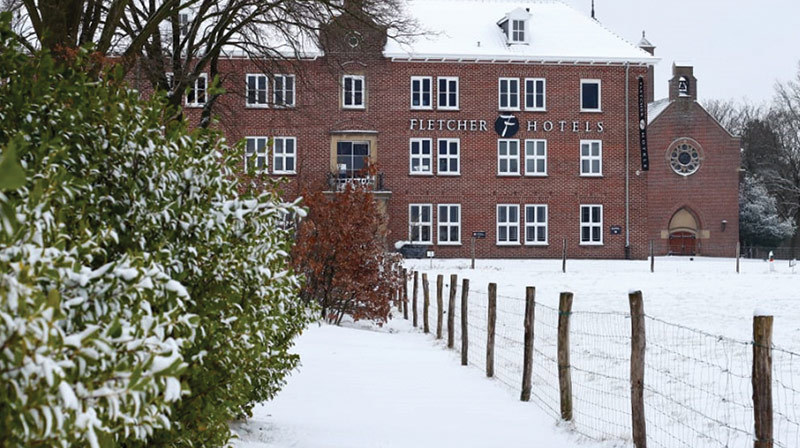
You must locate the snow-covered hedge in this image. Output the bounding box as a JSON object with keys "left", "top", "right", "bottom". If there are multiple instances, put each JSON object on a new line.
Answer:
{"left": 0, "top": 16, "right": 310, "bottom": 447}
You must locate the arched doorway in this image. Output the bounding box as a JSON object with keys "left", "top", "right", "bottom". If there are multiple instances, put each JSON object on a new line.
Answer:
{"left": 668, "top": 208, "right": 699, "bottom": 255}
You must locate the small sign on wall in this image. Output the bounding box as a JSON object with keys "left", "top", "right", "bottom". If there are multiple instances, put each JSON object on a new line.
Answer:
{"left": 472, "top": 231, "right": 487, "bottom": 239}
{"left": 610, "top": 225, "right": 622, "bottom": 235}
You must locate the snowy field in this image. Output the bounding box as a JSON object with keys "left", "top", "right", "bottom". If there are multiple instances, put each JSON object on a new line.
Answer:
{"left": 230, "top": 320, "right": 609, "bottom": 448}
{"left": 402, "top": 256, "right": 800, "bottom": 448}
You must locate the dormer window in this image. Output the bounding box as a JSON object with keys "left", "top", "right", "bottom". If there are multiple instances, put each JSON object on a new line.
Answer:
{"left": 678, "top": 76, "right": 690, "bottom": 97}
{"left": 498, "top": 8, "right": 531, "bottom": 45}
{"left": 511, "top": 20, "right": 525, "bottom": 43}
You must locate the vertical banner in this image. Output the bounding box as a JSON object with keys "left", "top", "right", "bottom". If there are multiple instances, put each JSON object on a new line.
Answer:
{"left": 638, "top": 77, "right": 649, "bottom": 171}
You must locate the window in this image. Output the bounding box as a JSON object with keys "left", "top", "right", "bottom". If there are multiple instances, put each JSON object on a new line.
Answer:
{"left": 186, "top": 73, "right": 207, "bottom": 107}
{"left": 525, "top": 78, "right": 546, "bottom": 111}
{"left": 524, "top": 139, "right": 547, "bottom": 176}
{"left": 274, "top": 75, "right": 295, "bottom": 107}
{"left": 411, "top": 76, "right": 432, "bottom": 109}
{"left": 511, "top": 19, "right": 525, "bottom": 43}
{"left": 437, "top": 138, "right": 460, "bottom": 175}
{"left": 580, "top": 205, "right": 603, "bottom": 245}
{"left": 246, "top": 74, "right": 268, "bottom": 107}
{"left": 580, "top": 140, "right": 602, "bottom": 176}
{"left": 525, "top": 205, "right": 548, "bottom": 245}
{"left": 409, "top": 204, "right": 433, "bottom": 244}
{"left": 498, "top": 139, "right": 520, "bottom": 175}
{"left": 437, "top": 77, "right": 459, "bottom": 110}
{"left": 179, "top": 13, "right": 189, "bottom": 37}
{"left": 336, "top": 141, "right": 369, "bottom": 178}
{"left": 498, "top": 78, "right": 520, "bottom": 110}
{"left": 497, "top": 204, "right": 520, "bottom": 245}
{"left": 580, "top": 79, "right": 601, "bottom": 112}
{"left": 273, "top": 137, "right": 296, "bottom": 174}
{"left": 409, "top": 138, "right": 433, "bottom": 175}
{"left": 165, "top": 72, "right": 175, "bottom": 90}
{"left": 245, "top": 137, "right": 269, "bottom": 171}
{"left": 438, "top": 204, "right": 461, "bottom": 245}
{"left": 342, "top": 75, "right": 365, "bottom": 109}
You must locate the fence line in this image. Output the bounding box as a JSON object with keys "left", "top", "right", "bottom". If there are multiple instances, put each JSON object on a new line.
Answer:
{"left": 404, "top": 271, "right": 800, "bottom": 448}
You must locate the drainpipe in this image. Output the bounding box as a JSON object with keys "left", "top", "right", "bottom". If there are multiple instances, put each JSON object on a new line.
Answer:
{"left": 624, "top": 63, "right": 631, "bottom": 259}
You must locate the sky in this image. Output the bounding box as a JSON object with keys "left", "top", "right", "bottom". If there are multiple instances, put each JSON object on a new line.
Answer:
{"left": 561, "top": 0, "right": 800, "bottom": 105}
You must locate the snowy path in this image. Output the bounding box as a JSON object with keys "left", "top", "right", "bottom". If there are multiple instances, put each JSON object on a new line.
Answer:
{"left": 231, "top": 319, "right": 606, "bottom": 448}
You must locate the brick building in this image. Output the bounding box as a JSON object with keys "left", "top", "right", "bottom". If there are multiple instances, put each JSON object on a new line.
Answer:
{"left": 646, "top": 62, "right": 741, "bottom": 256}
{"left": 176, "top": 0, "right": 739, "bottom": 259}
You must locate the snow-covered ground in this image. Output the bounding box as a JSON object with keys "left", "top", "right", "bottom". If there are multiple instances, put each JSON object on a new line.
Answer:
{"left": 232, "top": 256, "right": 800, "bottom": 448}
{"left": 402, "top": 256, "right": 800, "bottom": 447}
{"left": 230, "top": 319, "right": 611, "bottom": 448}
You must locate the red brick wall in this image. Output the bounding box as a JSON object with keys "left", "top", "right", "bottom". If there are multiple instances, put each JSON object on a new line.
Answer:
{"left": 174, "top": 56, "right": 652, "bottom": 259}
{"left": 646, "top": 100, "right": 740, "bottom": 257}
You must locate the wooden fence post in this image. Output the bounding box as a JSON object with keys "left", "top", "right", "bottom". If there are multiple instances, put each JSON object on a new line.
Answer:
{"left": 436, "top": 275, "right": 444, "bottom": 339}
{"left": 629, "top": 290, "right": 647, "bottom": 448}
{"left": 650, "top": 240, "right": 654, "bottom": 273}
{"left": 460, "top": 279, "right": 469, "bottom": 366}
{"left": 562, "top": 238, "right": 567, "bottom": 273}
{"left": 558, "top": 292, "right": 574, "bottom": 421}
{"left": 397, "top": 267, "right": 403, "bottom": 312}
{"left": 412, "top": 271, "right": 418, "bottom": 328}
{"left": 402, "top": 268, "right": 408, "bottom": 320}
{"left": 521, "top": 286, "right": 536, "bottom": 402}
{"left": 447, "top": 274, "right": 457, "bottom": 349}
{"left": 422, "top": 273, "right": 430, "bottom": 334}
{"left": 486, "top": 283, "right": 497, "bottom": 377}
{"left": 736, "top": 241, "right": 741, "bottom": 274}
{"left": 753, "top": 314, "right": 774, "bottom": 448}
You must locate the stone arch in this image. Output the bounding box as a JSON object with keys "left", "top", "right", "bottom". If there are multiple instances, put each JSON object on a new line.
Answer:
{"left": 668, "top": 207, "right": 700, "bottom": 255}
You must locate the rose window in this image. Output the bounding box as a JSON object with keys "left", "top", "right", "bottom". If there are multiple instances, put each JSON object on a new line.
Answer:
{"left": 669, "top": 142, "right": 701, "bottom": 176}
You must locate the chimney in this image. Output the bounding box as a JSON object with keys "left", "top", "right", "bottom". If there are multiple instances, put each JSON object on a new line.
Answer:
{"left": 637, "top": 31, "right": 655, "bottom": 103}
{"left": 669, "top": 62, "right": 697, "bottom": 102}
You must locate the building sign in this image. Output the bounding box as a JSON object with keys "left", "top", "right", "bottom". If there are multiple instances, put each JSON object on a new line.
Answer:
{"left": 410, "top": 118, "right": 604, "bottom": 134}
{"left": 494, "top": 115, "right": 520, "bottom": 138}
{"left": 638, "top": 77, "right": 650, "bottom": 171}
{"left": 472, "top": 231, "right": 487, "bottom": 239}
{"left": 609, "top": 225, "right": 622, "bottom": 235}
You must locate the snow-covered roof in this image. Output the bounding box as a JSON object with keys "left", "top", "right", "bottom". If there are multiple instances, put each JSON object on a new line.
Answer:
{"left": 385, "top": 0, "right": 658, "bottom": 64}
{"left": 647, "top": 98, "right": 671, "bottom": 125}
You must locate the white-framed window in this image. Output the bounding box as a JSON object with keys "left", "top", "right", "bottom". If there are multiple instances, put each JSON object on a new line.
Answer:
{"left": 411, "top": 76, "right": 432, "bottom": 109}
{"left": 165, "top": 72, "right": 175, "bottom": 90}
{"left": 580, "top": 79, "right": 601, "bottom": 112}
{"left": 525, "top": 78, "right": 546, "bottom": 111}
{"left": 580, "top": 140, "right": 602, "bottom": 176}
{"left": 437, "top": 76, "right": 459, "bottom": 110}
{"left": 511, "top": 19, "right": 525, "bottom": 43}
{"left": 525, "top": 205, "right": 548, "bottom": 245}
{"left": 524, "top": 139, "right": 547, "bottom": 176}
{"left": 437, "top": 138, "right": 460, "bottom": 175}
{"left": 498, "top": 139, "right": 520, "bottom": 175}
{"left": 179, "top": 13, "right": 190, "bottom": 37}
{"left": 498, "top": 78, "right": 520, "bottom": 111}
{"left": 409, "top": 138, "right": 433, "bottom": 175}
{"left": 409, "top": 204, "right": 433, "bottom": 244}
{"left": 244, "top": 136, "right": 269, "bottom": 171}
{"left": 186, "top": 73, "right": 207, "bottom": 107}
{"left": 580, "top": 204, "right": 603, "bottom": 245}
{"left": 497, "top": 204, "right": 520, "bottom": 245}
{"left": 273, "top": 137, "right": 296, "bottom": 174}
{"left": 438, "top": 204, "right": 461, "bottom": 245}
{"left": 246, "top": 74, "right": 268, "bottom": 107}
{"left": 273, "top": 74, "right": 295, "bottom": 107}
{"left": 336, "top": 141, "right": 370, "bottom": 178}
{"left": 342, "top": 74, "right": 365, "bottom": 109}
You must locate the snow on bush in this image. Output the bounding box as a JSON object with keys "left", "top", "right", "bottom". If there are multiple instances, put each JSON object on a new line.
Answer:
{"left": 740, "top": 174, "right": 795, "bottom": 247}
{"left": 0, "top": 15, "right": 310, "bottom": 447}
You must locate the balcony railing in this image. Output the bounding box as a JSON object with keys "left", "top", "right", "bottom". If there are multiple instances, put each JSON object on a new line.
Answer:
{"left": 326, "top": 171, "right": 387, "bottom": 192}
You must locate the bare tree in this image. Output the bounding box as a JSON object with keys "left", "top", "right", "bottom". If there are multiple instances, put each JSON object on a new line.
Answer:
{"left": 121, "top": 0, "right": 417, "bottom": 127}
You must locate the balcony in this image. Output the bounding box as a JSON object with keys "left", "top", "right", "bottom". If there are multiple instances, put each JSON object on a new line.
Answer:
{"left": 324, "top": 171, "right": 391, "bottom": 201}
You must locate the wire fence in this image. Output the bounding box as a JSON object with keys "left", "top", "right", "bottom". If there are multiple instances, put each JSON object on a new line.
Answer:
{"left": 402, "top": 272, "right": 800, "bottom": 448}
